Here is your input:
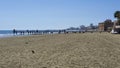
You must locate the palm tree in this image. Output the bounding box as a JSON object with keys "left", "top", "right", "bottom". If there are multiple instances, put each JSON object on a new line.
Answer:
{"left": 114, "top": 11, "right": 120, "bottom": 33}
{"left": 114, "top": 11, "right": 120, "bottom": 19}
{"left": 114, "top": 11, "right": 120, "bottom": 25}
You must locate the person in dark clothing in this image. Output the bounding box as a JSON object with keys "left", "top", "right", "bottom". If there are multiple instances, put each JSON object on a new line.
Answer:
{"left": 13, "top": 29, "right": 17, "bottom": 35}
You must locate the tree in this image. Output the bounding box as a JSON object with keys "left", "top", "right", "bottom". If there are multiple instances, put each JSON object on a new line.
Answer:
{"left": 104, "top": 19, "right": 112, "bottom": 24}
{"left": 114, "top": 11, "right": 120, "bottom": 25}
{"left": 114, "top": 11, "right": 120, "bottom": 19}
{"left": 114, "top": 11, "right": 120, "bottom": 33}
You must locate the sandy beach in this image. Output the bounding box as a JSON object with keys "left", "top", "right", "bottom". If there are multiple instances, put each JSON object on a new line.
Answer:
{"left": 0, "top": 33, "right": 120, "bottom": 68}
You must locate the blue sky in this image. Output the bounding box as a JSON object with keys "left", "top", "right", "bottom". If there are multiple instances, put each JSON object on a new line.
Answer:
{"left": 0, "top": 0, "right": 120, "bottom": 30}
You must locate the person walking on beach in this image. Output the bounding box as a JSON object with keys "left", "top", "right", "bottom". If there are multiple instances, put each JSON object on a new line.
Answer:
{"left": 13, "top": 29, "right": 17, "bottom": 35}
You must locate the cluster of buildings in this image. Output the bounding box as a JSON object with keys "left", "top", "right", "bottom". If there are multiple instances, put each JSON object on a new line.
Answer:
{"left": 66, "top": 24, "right": 98, "bottom": 32}
{"left": 98, "top": 19, "right": 120, "bottom": 33}
{"left": 98, "top": 19, "right": 113, "bottom": 32}
{"left": 13, "top": 19, "right": 120, "bottom": 35}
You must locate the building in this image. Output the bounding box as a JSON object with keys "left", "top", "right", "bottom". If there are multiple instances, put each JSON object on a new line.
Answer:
{"left": 113, "top": 20, "right": 120, "bottom": 33}
{"left": 98, "top": 19, "right": 114, "bottom": 31}
{"left": 99, "top": 23, "right": 104, "bottom": 31}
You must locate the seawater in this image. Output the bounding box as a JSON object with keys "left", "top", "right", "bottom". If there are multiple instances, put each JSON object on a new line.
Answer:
{"left": 0, "top": 30, "right": 13, "bottom": 38}
{"left": 0, "top": 30, "right": 30, "bottom": 38}
{"left": 0, "top": 30, "right": 83, "bottom": 38}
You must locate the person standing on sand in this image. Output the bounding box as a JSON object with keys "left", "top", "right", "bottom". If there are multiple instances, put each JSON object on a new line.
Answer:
{"left": 13, "top": 29, "right": 17, "bottom": 35}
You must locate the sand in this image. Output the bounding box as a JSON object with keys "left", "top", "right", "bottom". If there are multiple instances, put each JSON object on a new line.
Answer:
{"left": 0, "top": 33, "right": 120, "bottom": 68}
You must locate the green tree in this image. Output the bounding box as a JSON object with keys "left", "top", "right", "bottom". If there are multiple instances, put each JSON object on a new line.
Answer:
{"left": 114, "top": 11, "right": 120, "bottom": 25}
{"left": 114, "top": 11, "right": 120, "bottom": 33}
{"left": 114, "top": 11, "right": 120, "bottom": 19}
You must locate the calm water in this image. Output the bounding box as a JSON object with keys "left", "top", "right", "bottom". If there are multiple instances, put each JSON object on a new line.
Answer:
{"left": 0, "top": 30, "right": 13, "bottom": 38}
{"left": 0, "top": 30, "right": 83, "bottom": 38}
{"left": 0, "top": 30, "right": 32, "bottom": 38}
{"left": 0, "top": 30, "right": 58, "bottom": 38}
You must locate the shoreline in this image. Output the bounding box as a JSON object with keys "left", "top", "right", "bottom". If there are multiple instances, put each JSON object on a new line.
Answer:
{"left": 0, "top": 34, "right": 31, "bottom": 39}
{"left": 0, "top": 34, "right": 13, "bottom": 38}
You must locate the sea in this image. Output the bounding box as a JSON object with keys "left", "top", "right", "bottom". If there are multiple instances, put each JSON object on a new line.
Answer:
{"left": 0, "top": 30, "right": 37, "bottom": 38}
{"left": 0, "top": 29, "right": 83, "bottom": 38}
{"left": 0, "top": 30, "right": 13, "bottom": 38}
{"left": 0, "top": 30, "right": 61, "bottom": 38}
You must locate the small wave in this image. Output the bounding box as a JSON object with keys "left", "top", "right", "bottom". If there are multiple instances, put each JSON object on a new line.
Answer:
{"left": 0, "top": 34, "right": 14, "bottom": 38}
